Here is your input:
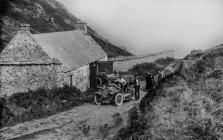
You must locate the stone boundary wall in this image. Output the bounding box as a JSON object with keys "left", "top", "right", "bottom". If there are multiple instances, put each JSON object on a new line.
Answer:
{"left": 0, "top": 64, "right": 62, "bottom": 96}
{"left": 110, "top": 50, "right": 174, "bottom": 72}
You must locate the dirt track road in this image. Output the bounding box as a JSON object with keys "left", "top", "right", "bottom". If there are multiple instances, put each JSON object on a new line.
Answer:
{"left": 0, "top": 91, "right": 146, "bottom": 140}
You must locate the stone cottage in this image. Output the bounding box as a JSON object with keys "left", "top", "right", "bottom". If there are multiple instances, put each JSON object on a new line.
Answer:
{"left": 0, "top": 24, "right": 62, "bottom": 96}
{"left": 0, "top": 23, "right": 107, "bottom": 96}
{"left": 32, "top": 23, "right": 107, "bottom": 91}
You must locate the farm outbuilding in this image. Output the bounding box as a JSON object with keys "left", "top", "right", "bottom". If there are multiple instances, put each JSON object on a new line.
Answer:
{"left": 0, "top": 23, "right": 107, "bottom": 96}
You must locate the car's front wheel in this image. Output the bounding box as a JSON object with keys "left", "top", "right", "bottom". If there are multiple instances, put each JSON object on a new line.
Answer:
{"left": 114, "top": 93, "right": 123, "bottom": 106}
{"left": 94, "top": 94, "right": 102, "bottom": 105}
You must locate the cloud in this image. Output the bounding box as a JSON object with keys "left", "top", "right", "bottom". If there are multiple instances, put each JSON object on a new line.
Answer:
{"left": 58, "top": 0, "right": 223, "bottom": 58}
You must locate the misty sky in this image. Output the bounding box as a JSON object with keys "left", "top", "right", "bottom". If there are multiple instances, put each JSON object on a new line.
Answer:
{"left": 57, "top": 0, "right": 223, "bottom": 58}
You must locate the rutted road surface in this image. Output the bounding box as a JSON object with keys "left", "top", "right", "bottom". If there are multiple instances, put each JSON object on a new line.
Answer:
{"left": 0, "top": 91, "right": 146, "bottom": 140}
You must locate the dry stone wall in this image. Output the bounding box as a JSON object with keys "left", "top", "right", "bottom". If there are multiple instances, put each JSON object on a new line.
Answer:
{"left": 0, "top": 64, "right": 61, "bottom": 96}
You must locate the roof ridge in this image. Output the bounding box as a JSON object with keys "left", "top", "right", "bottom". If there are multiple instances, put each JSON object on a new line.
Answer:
{"left": 32, "top": 29, "right": 107, "bottom": 72}
{"left": 32, "top": 30, "right": 79, "bottom": 36}
{"left": 0, "top": 30, "right": 61, "bottom": 64}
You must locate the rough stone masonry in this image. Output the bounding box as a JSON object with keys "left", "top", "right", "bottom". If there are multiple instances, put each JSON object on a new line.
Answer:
{"left": 0, "top": 25, "right": 62, "bottom": 96}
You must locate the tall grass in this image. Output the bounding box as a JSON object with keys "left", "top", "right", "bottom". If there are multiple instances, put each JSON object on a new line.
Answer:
{"left": 116, "top": 107, "right": 150, "bottom": 139}
{"left": 0, "top": 85, "right": 94, "bottom": 127}
{"left": 118, "top": 56, "right": 223, "bottom": 139}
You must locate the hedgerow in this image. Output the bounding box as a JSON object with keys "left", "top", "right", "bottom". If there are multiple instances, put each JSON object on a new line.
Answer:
{"left": 0, "top": 85, "right": 94, "bottom": 127}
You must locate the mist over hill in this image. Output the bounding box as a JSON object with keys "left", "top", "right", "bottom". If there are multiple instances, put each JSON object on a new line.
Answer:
{"left": 0, "top": 0, "right": 133, "bottom": 57}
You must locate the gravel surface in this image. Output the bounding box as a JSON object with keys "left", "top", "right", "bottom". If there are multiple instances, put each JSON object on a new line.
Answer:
{"left": 0, "top": 91, "right": 146, "bottom": 140}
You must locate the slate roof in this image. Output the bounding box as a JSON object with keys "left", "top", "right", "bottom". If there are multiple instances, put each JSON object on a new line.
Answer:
{"left": 0, "top": 31, "right": 60, "bottom": 65}
{"left": 32, "top": 30, "right": 107, "bottom": 72}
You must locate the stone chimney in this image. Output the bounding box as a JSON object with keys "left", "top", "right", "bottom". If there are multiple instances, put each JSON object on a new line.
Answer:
{"left": 75, "top": 22, "right": 87, "bottom": 34}
{"left": 20, "top": 23, "right": 31, "bottom": 33}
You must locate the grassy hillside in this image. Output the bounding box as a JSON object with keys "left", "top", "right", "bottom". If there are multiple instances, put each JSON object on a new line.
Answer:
{"left": 0, "top": 0, "right": 132, "bottom": 57}
{"left": 118, "top": 45, "right": 223, "bottom": 139}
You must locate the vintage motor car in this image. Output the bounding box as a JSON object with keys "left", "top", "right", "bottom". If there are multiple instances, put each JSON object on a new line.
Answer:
{"left": 94, "top": 74, "right": 135, "bottom": 106}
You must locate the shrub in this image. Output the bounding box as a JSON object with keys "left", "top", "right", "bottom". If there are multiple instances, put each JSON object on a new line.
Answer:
{"left": 203, "top": 56, "right": 216, "bottom": 71}
{"left": 117, "top": 107, "right": 149, "bottom": 139}
{"left": 194, "top": 59, "right": 206, "bottom": 74}
{"left": 183, "top": 118, "right": 222, "bottom": 140}
{"left": 139, "top": 88, "right": 157, "bottom": 113}
{"left": 155, "top": 57, "right": 175, "bottom": 66}
{"left": 81, "top": 88, "right": 95, "bottom": 103}
{"left": 128, "top": 57, "right": 176, "bottom": 77}
{"left": 207, "top": 70, "right": 222, "bottom": 79}
{"left": 0, "top": 85, "right": 93, "bottom": 127}
{"left": 128, "top": 62, "right": 162, "bottom": 76}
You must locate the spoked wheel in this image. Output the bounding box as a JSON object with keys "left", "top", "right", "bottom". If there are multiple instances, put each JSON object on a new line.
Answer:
{"left": 94, "top": 89, "right": 103, "bottom": 105}
{"left": 114, "top": 93, "right": 123, "bottom": 106}
{"left": 94, "top": 94, "right": 102, "bottom": 105}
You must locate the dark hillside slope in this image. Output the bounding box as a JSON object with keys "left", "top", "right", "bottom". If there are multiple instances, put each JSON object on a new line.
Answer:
{"left": 0, "top": 0, "right": 132, "bottom": 57}
{"left": 91, "top": 35, "right": 132, "bottom": 58}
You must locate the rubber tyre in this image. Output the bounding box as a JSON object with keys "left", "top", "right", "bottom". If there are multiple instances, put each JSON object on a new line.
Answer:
{"left": 97, "top": 78, "right": 102, "bottom": 87}
{"left": 94, "top": 93, "right": 102, "bottom": 105}
{"left": 131, "top": 90, "right": 135, "bottom": 100}
{"left": 114, "top": 93, "right": 123, "bottom": 106}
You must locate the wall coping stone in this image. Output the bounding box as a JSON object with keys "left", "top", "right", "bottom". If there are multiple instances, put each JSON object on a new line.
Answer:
{"left": 0, "top": 61, "right": 61, "bottom": 66}
{"left": 108, "top": 50, "right": 174, "bottom": 62}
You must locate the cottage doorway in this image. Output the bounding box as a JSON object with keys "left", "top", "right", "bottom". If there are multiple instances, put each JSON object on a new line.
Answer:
{"left": 97, "top": 61, "right": 113, "bottom": 74}
{"left": 90, "top": 62, "right": 97, "bottom": 91}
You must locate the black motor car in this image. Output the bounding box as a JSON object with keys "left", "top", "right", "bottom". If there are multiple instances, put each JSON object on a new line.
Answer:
{"left": 94, "top": 74, "right": 135, "bottom": 106}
